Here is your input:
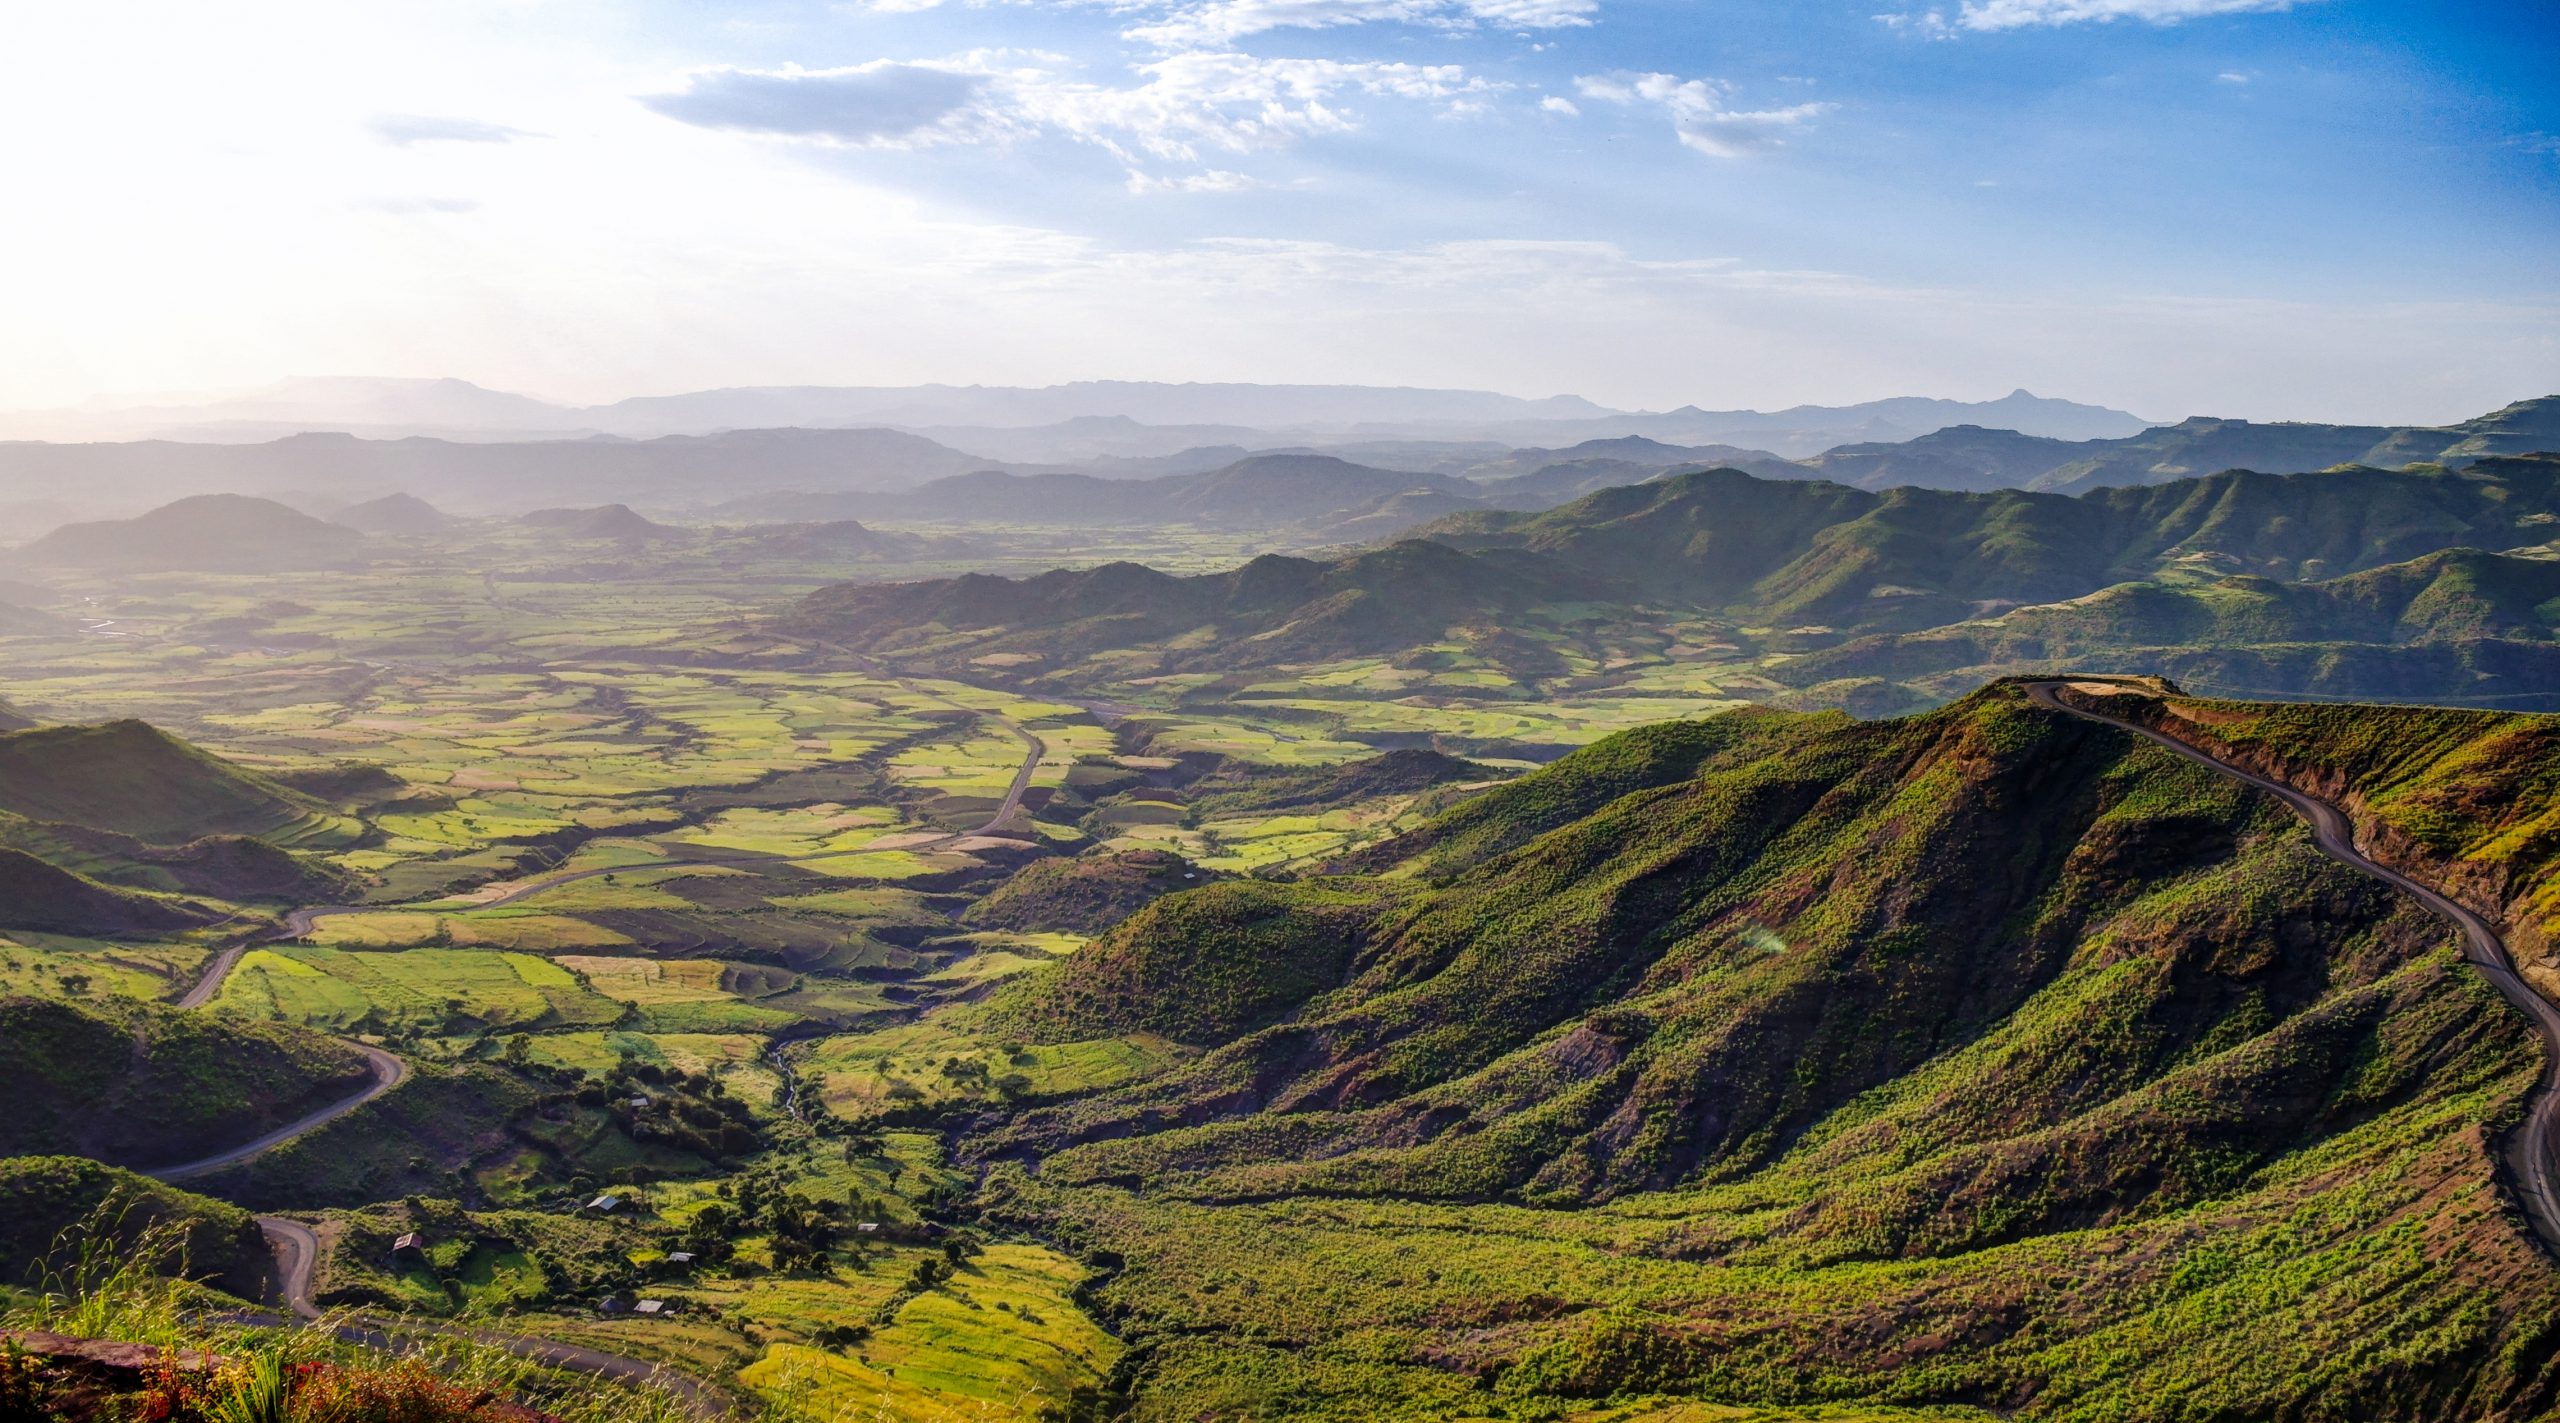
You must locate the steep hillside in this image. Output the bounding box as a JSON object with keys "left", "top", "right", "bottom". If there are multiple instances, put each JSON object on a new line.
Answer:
{"left": 0, "top": 814, "right": 359, "bottom": 902}
{"left": 0, "top": 996, "right": 372, "bottom": 1168}
{"left": 21, "top": 494, "right": 363, "bottom": 572}
{"left": 0, "top": 846, "right": 216, "bottom": 933}
{"left": 963, "top": 848, "right": 1223, "bottom": 935}
{"left": 0, "top": 1156, "right": 275, "bottom": 1297}
{"left": 1779, "top": 548, "right": 2560, "bottom": 708}
{"left": 2084, "top": 687, "right": 2560, "bottom": 978}
{"left": 0, "top": 719, "right": 345, "bottom": 844}
{"left": 972, "top": 685, "right": 2560, "bottom": 1420}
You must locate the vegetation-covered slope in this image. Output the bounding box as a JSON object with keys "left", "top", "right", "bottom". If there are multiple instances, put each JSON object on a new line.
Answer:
{"left": 0, "top": 846, "right": 214, "bottom": 934}
{"left": 1779, "top": 548, "right": 2560, "bottom": 708}
{"left": 0, "top": 719, "right": 343, "bottom": 845}
{"left": 964, "top": 685, "right": 2560, "bottom": 1420}
{"left": 963, "top": 848, "right": 1222, "bottom": 935}
{"left": 799, "top": 458, "right": 2560, "bottom": 706}
{"left": 0, "top": 1155, "right": 274, "bottom": 1296}
{"left": 0, "top": 997, "right": 371, "bottom": 1169}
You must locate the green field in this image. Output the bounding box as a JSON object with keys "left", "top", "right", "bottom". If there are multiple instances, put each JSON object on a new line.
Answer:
{"left": 213, "top": 946, "right": 628, "bottom": 1030}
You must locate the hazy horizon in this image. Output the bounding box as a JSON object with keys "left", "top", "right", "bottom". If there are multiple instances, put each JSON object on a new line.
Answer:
{"left": 4, "top": 1, "right": 2554, "bottom": 428}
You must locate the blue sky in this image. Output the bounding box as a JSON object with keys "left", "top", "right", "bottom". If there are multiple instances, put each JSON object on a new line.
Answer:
{"left": 0, "top": 0, "right": 2552, "bottom": 421}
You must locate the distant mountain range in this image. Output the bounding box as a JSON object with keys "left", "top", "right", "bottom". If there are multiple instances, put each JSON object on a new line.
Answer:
{"left": 4, "top": 375, "right": 2151, "bottom": 454}
{"left": 799, "top": 453, "right": 2560, "bottom": 710}
{"left": 0, "top": 392, "right": 2550, "bottom": 541}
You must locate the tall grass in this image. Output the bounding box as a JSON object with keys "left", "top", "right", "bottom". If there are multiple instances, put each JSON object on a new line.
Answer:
{"left": 1, "top": 1203, "right": 716, "bottom": 1423}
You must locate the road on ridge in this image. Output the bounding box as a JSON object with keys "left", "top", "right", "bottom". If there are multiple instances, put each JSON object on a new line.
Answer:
{"left": 2027, "top": 679, "right": 2560, "bottom": 1254}
{"left": 142, "top": 1043, "right": 408, "bottom": 1182}
{"left": 253, "top": 1216, "right": 726, "bottom": 1417}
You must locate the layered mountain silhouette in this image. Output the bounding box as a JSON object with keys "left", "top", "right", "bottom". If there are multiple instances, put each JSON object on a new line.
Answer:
{"left": 802, "top": 454, "right": 2560, "bottom": 708}
{"left": 22, "top": 494, "right": 362, "bottom": 573}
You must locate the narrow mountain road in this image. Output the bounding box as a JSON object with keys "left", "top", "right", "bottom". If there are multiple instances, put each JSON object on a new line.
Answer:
{"left": 2027, "top": 679, "right": 2560, "bottom": 1254}
{"left": 253, "top": 1215, "right": 727, "bottom": 1417}
{"left": 142, "top": 1043, "right": 408, "bottom": 1182}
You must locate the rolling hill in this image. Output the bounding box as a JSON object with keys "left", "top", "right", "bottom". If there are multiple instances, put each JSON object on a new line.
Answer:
{"left": 21, "top": 493, "right": 363, "bottom": 572}
{"left": 0, "top": 719, "right": 346, "bottom": 844}
{"left": 970, "top": 683, "right": 2560, "bottom": 1419}
{"left": 1778, "top": 547, "right": 2560, "bottom": 708}
{"left": 1799, "top": 395, "right": 2560, "bottom": 494}
{"left": 799, "top": 539, "right": 1590, "bottom": 676}
{"left": 518, "top": 502, "right": 679, "bottom": 541}
{"left": 0, "top": 996, "right": 372, "bottom": 1169}
{"left": 330, "top": 490, "right": 458, "bottom": 534}
{"left": 0, "top": 845, "right": 216, "bottom": 934}
{"left": 803, "top": 455, "right": 2560, "bottom": 702}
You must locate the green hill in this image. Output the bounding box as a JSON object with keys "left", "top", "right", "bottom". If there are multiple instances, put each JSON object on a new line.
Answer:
{"left": 1774, "top": 547, "right": 2560, "bottom": 709}
{"left": 967, "top": 685, "right": 2560, "bottom": 1418}
{"left": 0, "top": 1155, "right": 274, "bottom": 1298}
{"left": 0, "top": 846, "right": 215, "bottom": 934}
{"left": 1795, "top": 395, "right": 2560, "bottom": 494}
{"left": 0, "top": 719, "right": 347, "bottom": 846}
{"left": 962, "top": 848, "right": 1223, "bottom": 935}
{"left": 804, "top": 455, "right": 2560, "bottom": 705}
{"left": 0, "top": 996, "right": 371, "bottom": 1169}
{"left": 21, "top": 493, "right": 363, "bottom": 572}
{"left": 0, "top": 815, "right": 359, "bottom": 903}
{"left": 798, "top": 538, "right": 1591, "bottom": 676}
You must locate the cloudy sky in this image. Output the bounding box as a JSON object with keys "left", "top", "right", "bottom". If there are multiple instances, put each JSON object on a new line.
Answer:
{"left": 1, "top": 0, "right": 2553, "bottom": 421}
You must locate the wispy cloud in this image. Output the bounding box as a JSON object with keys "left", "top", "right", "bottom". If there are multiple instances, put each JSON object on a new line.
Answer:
{"left": 646, "top": 51, "right": 1504, "bottom": 175}
{"left": 641, "top": 63, "right": 990, "bottom": 145}
{"left": 1576, "top": 72, "right": 1832, "bottom": 158}
{"left": 369, "top": 114, "right": 541, "bottom": 146}
{"left": 1887, "top": 0, "right": 2321, "bottom": 33}
{"left": 1123, "top": 0, "right": 1596, "bottom": 48}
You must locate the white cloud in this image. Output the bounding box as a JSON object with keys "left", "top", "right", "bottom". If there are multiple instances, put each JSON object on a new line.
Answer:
{"left": 1576, "top": 72, "right": 1832, "bottom": 158}
{"left": 1125, "top": 167, "right": 1269, "bottom": 193}
{"left": 1958, "top": 0, "right": 2312, "bottom": 30}
{"left": 647, "top": 51, "right": 1502, "bottom": 172}
{"left": 642, "top": 62, "right": 992, "bottom": 146}
{"left": 369, "top": 114, "right": 540, "bottom": 145}
{"left": 1541, "top": 94, "right": 1579, "bottom": 115}
{"left": 1881, "top": 0, "right": 2314, "bottom": 32}
{"left": 1123, "top": 0, "right": 1596, "bottom": 49}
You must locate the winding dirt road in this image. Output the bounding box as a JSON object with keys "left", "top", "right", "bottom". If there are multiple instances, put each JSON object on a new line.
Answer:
{"left": 253, "top": 1216, "right": 727, "bottom": 1417}
{"left": 2027, "top": 679, "right": 2560, "bottom": 1253}
{"left": 143, "top": 1043, "right": 408, "bottom": 1182}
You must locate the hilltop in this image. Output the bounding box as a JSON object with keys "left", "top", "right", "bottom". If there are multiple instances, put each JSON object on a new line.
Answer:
{"left": 970, "top": 684, "right": 2560, "bottom": 1418}
{"left": 0, "top": 845, "right": 215, "bottom": 934}
{"left": 0, "top": 719, "right": 345, "bottom": 844}
{"left": 331, "top": 490, "right": 458, "bottom": 534}
{"left": 518, "top": 503, "right": 678, "bottom": 541}
{"left": 21, "top": 493, "right": 362, "bottom": 572}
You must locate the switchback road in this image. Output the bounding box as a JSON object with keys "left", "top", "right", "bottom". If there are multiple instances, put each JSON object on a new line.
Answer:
{"left": 142, "top": 1043, "right": 408, "bottom": 1182}
{"left": 2027, "top": 679, "right": 2560, "bottom": 1254}
{"left": 253, "top": 1216, "right": 727, "bottom": 1417}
